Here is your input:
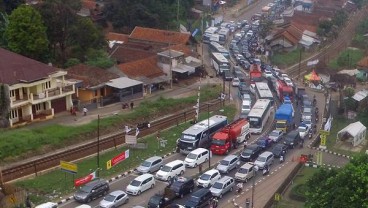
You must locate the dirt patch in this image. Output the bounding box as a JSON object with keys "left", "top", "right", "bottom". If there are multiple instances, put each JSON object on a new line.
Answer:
{"left": 334, "top": 140, "right": 366, "bottom": 152}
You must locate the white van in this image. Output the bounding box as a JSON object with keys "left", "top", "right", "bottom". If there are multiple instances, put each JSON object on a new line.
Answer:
{"left": 126, "top": 173, "right": 155, "bottom": 195}
{"left": 241, "top": 100, "right": 251, "bottom": 116}
{"left": 35, "top": 202, "right": 58, "bottom": 208}
{"left": 156, "top": 160, "right": 185, "bottom": 181}
{"left": 254, "top": 151, "right": 274, "bottom": 169}
{"left": 184, "top": 148, "right": 210, "bottom": 168}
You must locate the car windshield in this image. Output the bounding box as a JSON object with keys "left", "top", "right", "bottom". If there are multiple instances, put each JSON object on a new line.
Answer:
{"left": 141, "top": 161, "right": 152, "bottom": 167}
{"left": 149, "top": 196, "right": 161, "bottom": 205}
{"left": 170, "top": 182, "right": 183, "bottom": 192}
{"left": 200, "top": 174, "right": 211, "bottom": 181}
{"left": 242, "top": 104, "right": 250, "bottom": 109}
{"left": 212, "top": 182, "right": 224, "bottom": 189}
{"left": 161, "top": 165, "right": 172, "bottom": 172}
{"left": 238, "top": 168, "right": 249, "bottom": 174}
{"left": 269, "top": 131, "right": 279, "bottom": 137}
{"left": 220, "top": 160, "right": 230, "bottom": 166}
{"left": 80, "top": 185, "right": 93, "bottom": 193}
{"left": 212, "top": 139, "right": 226, "bottom": 146}
{"left": 249, "top": 117, "right": 261, "bottom": 128}
{"left": 187, "top": 153, "right": 197, "bottom": 159}
{"left": 189, "top": 196, "right": 200, "bottom": 203}
{"left": 242, "top": 149, "right": 253, "bottom": 155}
{"left": 304, "top": 108, "right": 312, "bottom": 113}
{"left": 304, "top": 120, "right": 312, "bottom": 125}
{"left": 298, "top": 127, "right": 307, "bottom": 132}
{"left": 273, "top": 146, "right": 282, "bottom": 152}
{"left": 276, "top": 122, "right": 286, "bottom": 128}
{"left": 103, "top": 194, "right": 116, "bottom": 202}
{"left": 130, "top": 180, "right": 141, "bottom": 187}
{"left": 257, "top": 156, "right": 267, "bottom": 162}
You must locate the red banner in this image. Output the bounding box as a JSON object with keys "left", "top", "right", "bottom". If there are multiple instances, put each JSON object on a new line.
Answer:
{"left": 74, "top": 171, "right": 96, "bottom": 187}
{"left": 111, "top": 150, "right": 130, "bottom": 167}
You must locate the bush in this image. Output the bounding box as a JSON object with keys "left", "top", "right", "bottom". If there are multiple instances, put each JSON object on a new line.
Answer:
{"left": 289, "top": 183, "right": 307, "bottom": 202}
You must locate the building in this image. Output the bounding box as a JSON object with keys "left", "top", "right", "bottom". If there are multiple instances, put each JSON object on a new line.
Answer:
{"left": 0, "top": 48, "right": 75, "bottom": 127}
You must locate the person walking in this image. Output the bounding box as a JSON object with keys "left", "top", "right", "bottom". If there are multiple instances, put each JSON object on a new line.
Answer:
{"left": 83, "top": 106, "right": 88, "bottom": 116}
{"left": 130, "top": 102, "right": 134, "bottom": 109}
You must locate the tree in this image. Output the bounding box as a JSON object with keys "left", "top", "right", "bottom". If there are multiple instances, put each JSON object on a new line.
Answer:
{"left": 85, "top": 49, "right": 115, "bottom": 69}
{"left": 0, "top": 84, "right": 10, "bottom": 128}
{"left": 259, "top": 19, "right": 273, "bottom": 39}
{"left": 305, "top": 154, "right": 368, "bottom": 208}
{"left": 332, "top": 10, "right": 348, "bottom": 27}
{"left": 0, "top": 12, "right": 9, "bottom": 47}
{"left": 5, "top": 5, "right": 49, "bottom": 61}
{"left": 317, "top": 20, "right": 333, "bottom": 37}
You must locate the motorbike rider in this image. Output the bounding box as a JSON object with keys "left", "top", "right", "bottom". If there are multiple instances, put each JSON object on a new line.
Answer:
{"left": 263, "top": 165, "right": 270, "bottom": 175}
{"left": 237, "top": 182, "right": 243, "bottom": 193}
{"left": 280, "top": 150, "right": 285, "bottom": 163}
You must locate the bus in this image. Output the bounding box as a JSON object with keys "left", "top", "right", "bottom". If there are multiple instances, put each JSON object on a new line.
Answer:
{"left": 247, "top": 99, "right": 272, "bottom": 134}
{"left": 209, "top": 42, "right": 230, "bottom": 58}
{"left": 217, "top": 28, "right": 230, "bottom": 45}
{"left": 211, "top": 52, "right": 230, "bottom": 75}
{"left": 203, "top": 27, "right": 218, "bottom": 44}
{"left": 255, "top": 82, "right": 274, "bottom": 105}
{"left": 177, "top": 115, "right": 228, "bottom": 154}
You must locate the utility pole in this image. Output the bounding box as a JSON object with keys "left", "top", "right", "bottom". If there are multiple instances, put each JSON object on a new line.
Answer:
{"left": 177, "top": 0, "right": 180, "bottom": 30}
{"left": 97, "top": 115, "right": 100, "bottom": 176}
{"left": 298, "top": 48, "right": 302, "bottom": 81}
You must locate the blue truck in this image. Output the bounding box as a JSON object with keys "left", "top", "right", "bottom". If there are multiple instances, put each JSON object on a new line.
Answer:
{"left": 275, "top": 103, "right": 294, "bottom": 132}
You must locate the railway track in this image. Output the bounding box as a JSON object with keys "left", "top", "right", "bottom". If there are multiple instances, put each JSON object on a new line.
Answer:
{"left": 1, "top": 99, "right": 223, "bottom": 183}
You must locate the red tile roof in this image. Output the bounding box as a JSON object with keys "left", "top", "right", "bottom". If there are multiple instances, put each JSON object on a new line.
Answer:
{"left": 118, "top": 56, "right": 165, "bottom": 79}
{"left": 273, "top": 24, "right": 303, "bottom": 45}
{"left": 106, "top": 32, "right": 129, "bottom": 42}
{"left": 110, "top": 45, "right": 157, "bottom": 64}
{"left": 358, "top": 56, "right": 368, "bottom": 68}
{"left": 82, "top": 0, "right": 98, "bottom": 10}
{"left": 0, "top": 48, "right": 59, "bottom": 85}
{"left": 66, "top": 64, "right": 119, "bottom": 88}
{"left": 129, "top": 26, "right": 191, "bottom": 45}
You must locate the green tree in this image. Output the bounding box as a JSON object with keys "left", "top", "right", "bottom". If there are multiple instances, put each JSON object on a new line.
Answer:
{"left": 305, "top": 154, "right": 368, "bottom": 208}
{"left": 0, "top": 84, "right": 10, "bottom": 128}
{"left": 317, "top": 20, "right": 333, "bottom": 37}
{"left": 332, "top": 10, "right": 348, "bottom": 27}
{"left": 85, "top": 49, "right": 115, "bottom": 69}
{"left": 5, "top": 5, "right": 49, "bottom": 61}
{"left": 0, "top": 12, "right": 9, "bottom": 47}
{"left": 259, "top": 19, "right": 273, "bottom": 39}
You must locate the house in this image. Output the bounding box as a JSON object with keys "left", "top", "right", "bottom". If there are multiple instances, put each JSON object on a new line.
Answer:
{"left": 77, "top": 0, "right": 104, "bottom": 22}
{"left": 0, "top": 48, "right": 75, "bottom": 128}
{"left": 267, "top": 23, "right": 304, "bottom": 51}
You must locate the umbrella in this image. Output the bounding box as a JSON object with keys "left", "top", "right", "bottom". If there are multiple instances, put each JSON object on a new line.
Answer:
{"left": 310, "top": 70, "right": 321, "bottom": 81}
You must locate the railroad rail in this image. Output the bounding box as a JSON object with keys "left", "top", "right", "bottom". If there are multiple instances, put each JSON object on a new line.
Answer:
{"left": 1, "top": 99, "right": 223, "bottom": 182}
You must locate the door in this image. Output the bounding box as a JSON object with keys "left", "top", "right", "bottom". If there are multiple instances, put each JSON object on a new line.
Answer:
{"left": 51, "top": 97, "right": 67, "bottom": 113}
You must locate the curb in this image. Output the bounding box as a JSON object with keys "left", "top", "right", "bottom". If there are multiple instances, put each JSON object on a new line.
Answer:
{"left": 308, "top": 146, "right": 353, "bottom": 160}
{"left": 304, "top": 162, "right": 341, "bottom": 169}
{"left": 56, "top": 149, "right": 177, "bottom": 205}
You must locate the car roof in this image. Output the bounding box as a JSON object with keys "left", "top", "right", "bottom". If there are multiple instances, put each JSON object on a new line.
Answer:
{"left": 85, "top": 179, "right": 106, "bottom": 187}
{"left": 240, "top": 162, "right": 254, "bottom": 169}
{"left": 192, "top": 188, "right": 211, "bottom": 197}
{"left": 204, "top": 169, "right": 219, "bottom": 175}
{"left": 145, "top": 156, "right": 162, "bottom": 162}
{"left": 216, "top": 176, "right": 233, "bottom": 183}
{"left": 271, "top": 129, "right": 281, "bottom": 133}
{"left": 166, "top": 160, "right": 183, "bottom": 166}
{"left": 259, "top": 151, "right": 273, "bottom": 157}
{"left": 222, "top": 155, "right": 238, "bottom": 161}
{"left": 135, "top": 173, "right": 154, "bottom": 181}
{"left": 109, "top": 190, "right": 126, "bottom": 196}
{"left": 189, "top": 148, "right": 208, "bottom": 155}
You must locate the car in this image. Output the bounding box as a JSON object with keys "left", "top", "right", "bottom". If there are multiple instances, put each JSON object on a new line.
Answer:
{"left": 232, "top": 77, "right": 240, "bottom": 87}
{"left": 126, "top": 173, "right": 155, "bottom": 195}
{"left": 256, "top": 137, "right": 272, "bottom": 150}
{"left": 99, "top": 190, "right": 129, "bottom": 208}
{"left": 254, "top": 151, "right": 274, "bottom": 169}
{"left": 223, "top": 70, "right": 233, "bottom": 81}
{"left": 197, "top": 169, "right": 221, "bottom": 188}
{"left": 268, "top": 130, "right": 284, "bottom": 142}
{"left": 74, "top": 179, "right": 110, "bottom": 203}
{"left": 284, "top": 77, "right": 294, "bottom": 87}
{"left": 242, "top": 93, "right": 252, "bottom": 102}
{"left": 238, "top": 83, "right": 252, "bottom": 96}
{"left": 184, "top": 148, "right": 210, "bottom": 168}
{"left": 298, "top": 123, "right": 310, "bottom": 139}
{"left": 35, "top": 202, "right": 58, "bottom": 208}
{"left": 303, "top": 119, "right": 313, "bottom": 129}
{"left": 271, "top": 144, "right": 288, "bottom": 158}
{"left": 263, "top": 70, "right": 273, "bottom": 78}
{"left": 185, "top": 188, "right": 213, "bottom": 207}
{"left": 235, "top": 162, "right": 257, "bottom": 182}
{"left": 241, "top": 100, "right": 251, "bottom": 116}
{"left": 240, "top": 144, "right": 262, "bottom": 161}
{"left": 283, "top": 131, "right": 301, "bottom": 149}
{"left": 216, "top": 155, "right": 240, "bottom": 174}
{"left": 280, "top": 73, "right": 288, "bottom": 80}
{"left": 156, "top": 160, "right": 185, "bottom": 181}
{"left": 302, "top": 107, "right": 313, "bottom": 121}
{"left": 169, "top": 176, "right": 195, "bottom": 198}
{"left": 209, "top": 176, "right": 235, "bottom": 198}
{"left": 137, "top": 156, "right": 163, "bottom": 174}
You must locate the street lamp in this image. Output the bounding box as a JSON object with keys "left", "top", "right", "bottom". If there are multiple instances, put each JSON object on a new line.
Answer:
{"left": 207, "top": 103, "right": 211, "bottom": 168}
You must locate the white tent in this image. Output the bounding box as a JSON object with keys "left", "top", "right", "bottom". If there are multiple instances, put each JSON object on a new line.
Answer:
{"left": 337, "top": 121, "right": 367, "bottom": 147}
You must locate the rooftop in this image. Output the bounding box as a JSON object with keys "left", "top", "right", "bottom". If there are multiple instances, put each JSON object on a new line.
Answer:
{"left": 129, "top": 26, "right": 191, "bottom": 45}
{"left": 117, "top": 56, "right": 165, "bottom": 79}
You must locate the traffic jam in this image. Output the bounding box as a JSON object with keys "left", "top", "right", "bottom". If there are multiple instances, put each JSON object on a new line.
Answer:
{"left": 36, "top": 1, "right": 320, "bottom": 208}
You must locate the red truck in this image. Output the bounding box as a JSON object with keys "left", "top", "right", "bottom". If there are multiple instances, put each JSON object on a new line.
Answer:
{"left": 275, "top": 79, "right": 294, "bottom": 102}
{"left": 249, "top": 64, "right": 263, "bottom": 83}
{"left": 211, "top": 118, "right": 250, "bottom": 155}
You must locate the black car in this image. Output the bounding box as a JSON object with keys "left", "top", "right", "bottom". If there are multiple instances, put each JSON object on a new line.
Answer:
{"left": 73, "top": 179, "right": 109, "bottom": 203}
{"left": 223, "top": 70, "right": 233, "bottom": 81}
{"left": 240, "top": 144, "right": 262, "bottom": 161}
{"left": 271, "top": 144, "right": 288, "bottom": 158}
{"left": 169, "top": 177, "right": 195, "bottom": 198}
{"left": 148, "top": 187, "right": 176, "bottom": 208}
{"left": 184, "top": 188, "right": 213, "bottom": 208}
{"left": 284, "top": 131, "right": 301, "bottom": 149}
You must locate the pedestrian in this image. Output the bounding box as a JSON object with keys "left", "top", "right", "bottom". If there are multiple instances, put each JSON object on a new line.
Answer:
{"left": 244, "top": 141, "right": 248, "bottom": 149}
{"left": 147, "top": 122, "right": 151, "bottom": 128}
{"left": 130, "top": 102, "right": 134, "bottom": 109}
{"left": 83, "top": 106, "right": 88, "bottom": 116}
{"left": 25, "top": 195, "right": 31, "bottom": 208}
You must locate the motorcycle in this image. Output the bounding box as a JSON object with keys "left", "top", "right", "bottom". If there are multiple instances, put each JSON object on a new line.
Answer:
{"left": 262, "top": 166, "right": 270, "bottom": 176}
{"left": 236, "top": 183, "right": 243, "bottom": 194}
{"left": 280, "top": 155, "right": 284, "bottom": 163}
{"left": 308, "top": 132, "right": 313, "bottom": 139}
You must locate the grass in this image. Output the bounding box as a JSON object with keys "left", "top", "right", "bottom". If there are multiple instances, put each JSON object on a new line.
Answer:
{"left": 275, "top": 166, "right": 319, "bottom": 208}
{"left": 328, "top": 48, "right": 364, "bottom": 70}
{"left": 16, "top": 104, "right": 237, "bottom": 204}
{"left": 270, "top": 48, "right": 310, "bottom": 68}
{"left": 0, "top": 85, "right": 222, "bottom": 162}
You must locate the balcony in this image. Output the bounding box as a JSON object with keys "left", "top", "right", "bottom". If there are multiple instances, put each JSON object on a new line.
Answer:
{"left": 31, "top": 85, "right": 75, "bottom": 104}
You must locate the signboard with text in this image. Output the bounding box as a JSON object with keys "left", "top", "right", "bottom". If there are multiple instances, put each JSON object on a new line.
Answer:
{"left": 60, "top": 160, "right": 78, "bottom": 174}
{"left": 107, "top": 150, "right": 130, "bottom": 170}
{"left": 74, "top": 171, "right": 96, "bottom": 187}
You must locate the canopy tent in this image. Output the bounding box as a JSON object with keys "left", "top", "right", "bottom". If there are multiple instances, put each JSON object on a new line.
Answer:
{"left": 304, "top": 70, "right": 321, "bottom": 81}
{"left": 337, "top": 121, "right": 367, "bottom": 147}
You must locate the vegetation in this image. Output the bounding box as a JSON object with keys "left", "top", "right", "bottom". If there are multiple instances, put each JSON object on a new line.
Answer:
{"left": 270, "top": 48, "right": 307, "bottom": 67}
{"left": 351, "top": 0, "right": 368, "bottom": 8}
{"left": 328, "top": 48, "right": 364, "bottom": 69}
{"left": 317, "top": 10, "right": 348, "bottom": 37}
{"left": 0, "top": 85, "right": 221, "bottom": 162}
{"left": 352, "top": 17, "right": 368, "bottom": 50}
{"left": 5, "top": 5, "right": 49, "bottom": 61}
{"left": 0, "top": 84, "right": 10, "bottom": 128}
{"left": 16, "top": 104, "right": 236, "bottom": 204}
{"left": 305, "top": 154, "right": 368, "bottom": 208}
{"left": 0, "top": 12, "right": 8, "bottom": 47}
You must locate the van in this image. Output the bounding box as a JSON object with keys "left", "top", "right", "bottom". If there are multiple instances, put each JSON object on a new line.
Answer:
{"left": 254, "top": 151, "right": 274, "bottom": 169}
{"left": 216, "top": 155, "right": 240, "bottom": 174}
{"left": 156, "top": 160, "right": 185, "bottom": 181}
{"left": 184, "top": 148, "right": 210, "bottom": 168}
{"left": 35, "top": 202, "right": 58, "bottom": 208}
{"left": 235, "top": 162, "right": 256, "bottom": 182}
{"left": 137, "top": 156, "right": 163, "bottom": 174}
{"left": 241, "top": 100, "right": 251, "bottom": 116}
{"left": 185, "top": 188, "right": 213, "bottom": 207}
{"left": 126, "top": 173, "right": 155, "bottom": 195}
{"left": 209, "top": 176, "right": 235, "bottom": 198}
{"left": 284, "top": 130, "right": 301, "bottom": 148}
{"left": 169, "top": 177, "right": 195, "bottom": 198}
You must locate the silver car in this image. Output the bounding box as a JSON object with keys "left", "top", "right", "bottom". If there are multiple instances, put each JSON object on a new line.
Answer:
{"left": 216, "top": 155, "right": 240, "bottom": 174}
{"left": 209, "top": 176, "right": 235, "bottom": 198}
{"left": 99, "top": 190, "right": 129, "bottom": 208}
{"left": 136, "top": 156, "right": 163, "bottom": 174}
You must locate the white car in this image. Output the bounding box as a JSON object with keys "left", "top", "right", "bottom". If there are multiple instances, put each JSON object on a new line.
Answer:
{"left": 197, "top": 169, "right": 221, "bottom": 188}
{"left": 263, "top": 70, "right": 273, "bottom": 78}
{"left": 284, "top": 77, "right": 294, "bottom": 87}
{"left": 156, "top": 160, "right": 185, "bottom": 181}
{"left": 126, "top": 174, "right": 155, "bottom": 195}
{"left": 280, "top": 73, "right": 289, "bottom": 80}
{"left": 298, "top": 124, "right": 310, "bottom": 139}
{"left": 232, "top": 77, "right": 240, "bottom": 87}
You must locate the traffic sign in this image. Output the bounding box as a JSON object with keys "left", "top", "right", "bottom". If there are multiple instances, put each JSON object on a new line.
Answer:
{"left": 274, "top": 193, "right": 281, "bottom": 201}
{"left": 60, "top": 161, "right": 77, "bottom": 174}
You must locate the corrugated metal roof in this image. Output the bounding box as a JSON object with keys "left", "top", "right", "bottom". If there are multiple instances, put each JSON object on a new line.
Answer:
{"left": 106, "top": 77, "right": 142, "bottom": 89}
{"left": 352, "top": 90, "right": 368, "bottom": 101}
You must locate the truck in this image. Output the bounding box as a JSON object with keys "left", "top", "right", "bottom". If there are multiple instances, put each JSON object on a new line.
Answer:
{"left": 275, "top": 103, "right": 294, "bottom": 132}
{"left": 217, "top": 28, "right": 230, "bottom": 45}
{"left": 147, "top": 187, "right": 176, "bottom": 208}
{"left": 210, "top": 118, "right": 250, "bottom": 155}
{"left": 249, "top": 64, "right": 263, "bottom": 83}
{"left": 275, "top": 79, "right": 294, "bottom": 102}
{"left": 295, "top": 87, "right": 306, "bottom": 100}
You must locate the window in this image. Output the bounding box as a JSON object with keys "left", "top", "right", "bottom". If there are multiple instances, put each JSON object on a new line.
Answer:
{"left": 35, "top": 104, "right": 42, "bottom": 111}
{"left": 95, "top": 90, "right": 98, "bottom": 96}
{"left": 42, "top": 81, "right": 51, "bottom": 90}
{"left": 10, "top": 90, "right": 15, "bottom": 97}
{"left": 10, "top": 110, "right": 18, "bottom": 119}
